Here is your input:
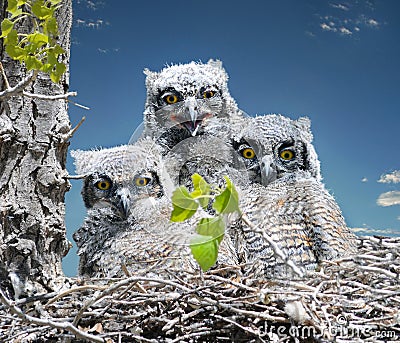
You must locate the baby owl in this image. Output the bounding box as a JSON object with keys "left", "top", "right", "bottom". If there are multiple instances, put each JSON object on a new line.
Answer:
{"left": 229, "top": 114, "right": 357, "bottom": 279}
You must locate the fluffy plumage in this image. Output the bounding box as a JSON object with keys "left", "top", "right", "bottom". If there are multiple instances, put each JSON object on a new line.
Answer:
{"left": 71, "top": 140, "right": 238, "bottom": 278}
{"left": 231, "top": 114, "right": 321, "bottom": 185}
{"left": 226, "top": 114, "right": 357, "bottom": 279}
{"left": 142, "top": 60, "right": 244, "bottom": 153}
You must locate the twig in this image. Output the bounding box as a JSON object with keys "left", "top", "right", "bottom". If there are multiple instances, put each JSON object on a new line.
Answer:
{"left": 22, "top": 90, "right": 78, "bottom": 100}
{"left": 0, "top": 288, "right": 104, "bottom": 343}
{"left": 63, "top": 116, "right": 86, "bottom": 140}
{"left": 0, "top": 61, "right": 10, "bottom": 88}
{"left": 0, "top": 70, "right": 38, "bottom": 99}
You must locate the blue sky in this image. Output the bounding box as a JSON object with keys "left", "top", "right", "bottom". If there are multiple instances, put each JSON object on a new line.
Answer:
{"left": 63, "top": 0, "right": 400, "bottom": 276}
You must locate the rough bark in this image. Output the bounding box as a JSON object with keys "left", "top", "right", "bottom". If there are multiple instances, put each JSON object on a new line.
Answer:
{"left": 0, "top": 0, "right": 72, "bottom": 298}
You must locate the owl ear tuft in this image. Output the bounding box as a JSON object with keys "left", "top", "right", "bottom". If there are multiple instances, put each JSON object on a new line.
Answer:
{"left": 207, "top": 59, "right": 223, "bottom": 70}
{"left": 70, "top": 149, "right": 94, "bottom": 175}
{"left": 143, "top": 68, "right": 159, "bottom": 89}
{"left": 295, "top": 116, "right": 311, "bottom": 131}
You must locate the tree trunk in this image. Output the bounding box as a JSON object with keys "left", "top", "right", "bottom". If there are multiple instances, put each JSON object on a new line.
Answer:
{"left": 0, "top": 0, "right": 72, "bottom": 298}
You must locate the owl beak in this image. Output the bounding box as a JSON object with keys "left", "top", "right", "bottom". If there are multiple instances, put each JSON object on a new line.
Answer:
{"left": 183, "top": 97, "right": 202, "bottom": 136}
{"left": 260, "top": 155, "right": 278, "bottom": 186}
{"left": 114, "top": 188, "right": 131, "bottom": 219}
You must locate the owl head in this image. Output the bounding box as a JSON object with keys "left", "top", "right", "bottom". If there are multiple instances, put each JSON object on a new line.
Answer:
{"left": 71, "top": 139, "right": 166, "bottom": 218}
{"left": 163, "top": 134, "right": 249, "bottom": 191}
{"left": 143, "top": 59, "right": 240, "bottom": 138}
{"left": 233, "top": 114, "right": 321, "bottom": 185}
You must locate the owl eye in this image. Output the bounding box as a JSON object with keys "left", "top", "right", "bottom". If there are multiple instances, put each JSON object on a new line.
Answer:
{"left": 242, "top": 148, "right": 256, "bottom": 159}
{"left": 203, "top": 90, "right": 215, "bottom": 99}
{"left": 163, "top": 94, "right": 179, "bottom": 104}
{"left": 95, "top": 180, "right": 111, "bottom": 190}
{"left": 135, "top": 177, "right": 151, "bottom": 187}
{"left": 280, "top": 149, "right": 295, "bottom": 161}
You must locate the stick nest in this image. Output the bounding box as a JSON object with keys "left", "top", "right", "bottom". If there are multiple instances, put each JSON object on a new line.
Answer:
{"left": 1, "top": 235, "right": 399, "bottom": 342}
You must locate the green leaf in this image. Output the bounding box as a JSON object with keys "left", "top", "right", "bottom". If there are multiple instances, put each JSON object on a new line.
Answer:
{"left": 196, "top": 217, "right": 225, "bottom": 244}
{"left": 7, "top": 0, "right": 20, "bottom": 17}
{"left": 170, "top": 186, "right": 199, "bottom": 222}
{"left": 5, "top": 44, "right": 26, "bottom": 60}
{"left": 212, "top": 176, "right": 240, "bottom": 214}
{"left": 31, "top": 0, "right": 54, "bottom": 20}
{"left": 190, "top": 235, "right": 220, "bottom": 272}
{"left": 0, "top": 19, "right": 14, "bottom": 38}
{"left": 27, "top": 32, "right": 49, "bottom": 45}
{"left": 25, "top": 55, "right": 43, "bottom": 70}
{"left": 44, "top": 17, "right": 58, "bottom": 36}
{"left": 190, "top": 173, "right": 211, "bottom": 209}
{"left": 4, "top": 28, "right": 18, "bottom": 46}
{"left": 49, "top": 62, "right": 66, "bottom": 83}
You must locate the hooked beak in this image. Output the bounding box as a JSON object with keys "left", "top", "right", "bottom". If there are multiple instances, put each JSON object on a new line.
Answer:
{"left": 181, "top": 97, "right": 203, "bottom": 136}
{"left": 113, "top": 188, "right": 131, "bottom": 219}
{"left": 260, "top": 155, "right": 278, "bottom": 186}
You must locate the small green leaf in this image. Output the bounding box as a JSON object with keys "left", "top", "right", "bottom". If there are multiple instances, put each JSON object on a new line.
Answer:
{"left": 7, "top": 0, "right": 20, "bottom": 17}
{"left": 4, "top": 28, "right": 18, "bottom": 46}
{"left": 31, "top": 1, "right": 53, "bottom": 20}
{"left": 190, "top": 235, "right": 220, "bottom": 272}
{"left": 27, "top": 32, "right": 49, "bottom": 45}
{"left": 0, "top": 19, "right": 14, "bottom": 38}
{"left": 213, "top": 176, "right": 240, "bottom": 214}
{"left": 170, "top": 186, "right": 199, "bottom": 222}
{"left": 190, "top": 173, "right": 211, "bottom": 209}
{"left": 44, "top": 17, "right": 58, "bottom": 36}
{"left": 5, "top": 44, "right": 26, "bottom": 60}
{"left": 196, "top": 217, "right": 225, "bottom": 244}
{"left": 50, "top": 62, "right": 66, "bottom": 83}
{"left": 25, "top": 55, "right": 43, "bottom": 70}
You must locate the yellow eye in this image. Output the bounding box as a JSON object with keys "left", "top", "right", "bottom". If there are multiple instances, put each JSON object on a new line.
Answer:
{"left": 242, "top": 148, "right": 256, "bottom": 159}
{"left": 280, "top": 149, "right": 295, "bottom": 160}
{"left": 96, "top": 180, "right": 111, "bottom": 190}
{"left": 164, "top": 94, "right": 179, "bottom": 104}
{"left": 203, "top": 90, "right": 215, "bottom": 99}
{"left": 135, "top": 177, "right": 149, "bottom": 187}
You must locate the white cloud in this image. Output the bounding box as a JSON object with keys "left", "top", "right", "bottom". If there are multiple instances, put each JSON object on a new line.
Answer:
{"left": 367, "top": 18, "right": 379, "bottom": 27}
{"left": 378, "top": 170, "right": 400, "bottom": 184}
{"left": 377, "top": 191, "right": 400, "bottom": 207}
{"left": 361, "top": 177, "right": 368, "bottom": 183}
{"left": 352, "top": 227, "right": 400, "bottom": 235}
{"left": 339, "top": 27, "right": 352, "bottom": 35}
{"left": 330, "top": 3, "right": 350, "bottom": 11}
{"left": 75, "top": 18, "right": 109, "bottom": 29}
{"left": 321, "top": 23, "right": 337, "bottom": 32}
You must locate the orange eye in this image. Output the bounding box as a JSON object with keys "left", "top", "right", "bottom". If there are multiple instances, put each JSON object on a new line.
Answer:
{"left": 280, "top": 149, "right": 295, "bottom": 161}
{"left": 242, "top": 148, "right": 256, "bottom": 159}
{"left": 96, "top": 180, "right": 111, "bottom": 190}
{"left": 163, "top": 94, "right": 179, "bottom": 104}
{"left": 135, "top": 177, "right": 150, "bottom": 187}
{"left": 203, "top": 90, "right": 215, "bottom": 99}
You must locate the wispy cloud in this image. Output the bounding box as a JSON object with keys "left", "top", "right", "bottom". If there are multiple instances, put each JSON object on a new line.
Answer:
{"left": 330, "top": 3, "right": 350, "bottom": 11}
{"left": 378, "top": 170, "right": 400, "bottom": 184}
{"left": 377, "top": 191, "right": 400, "bottom": 207}
{"left": 352, "top": 226, "right": 400, "bottom": 235}
{"left": 76, "top": 0, "right": 105, "bottom": 11}
{"left": 361, "top": 177, "right": 368, "bottom": 183}
{"left": 312, "top": 1, "right": 382, "bottom": 38}
{"left": 75, "top": 19, "right": 109, "bottom": 29}
{"left": 97, "top": 48, "right": 120, "bottom": 54}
